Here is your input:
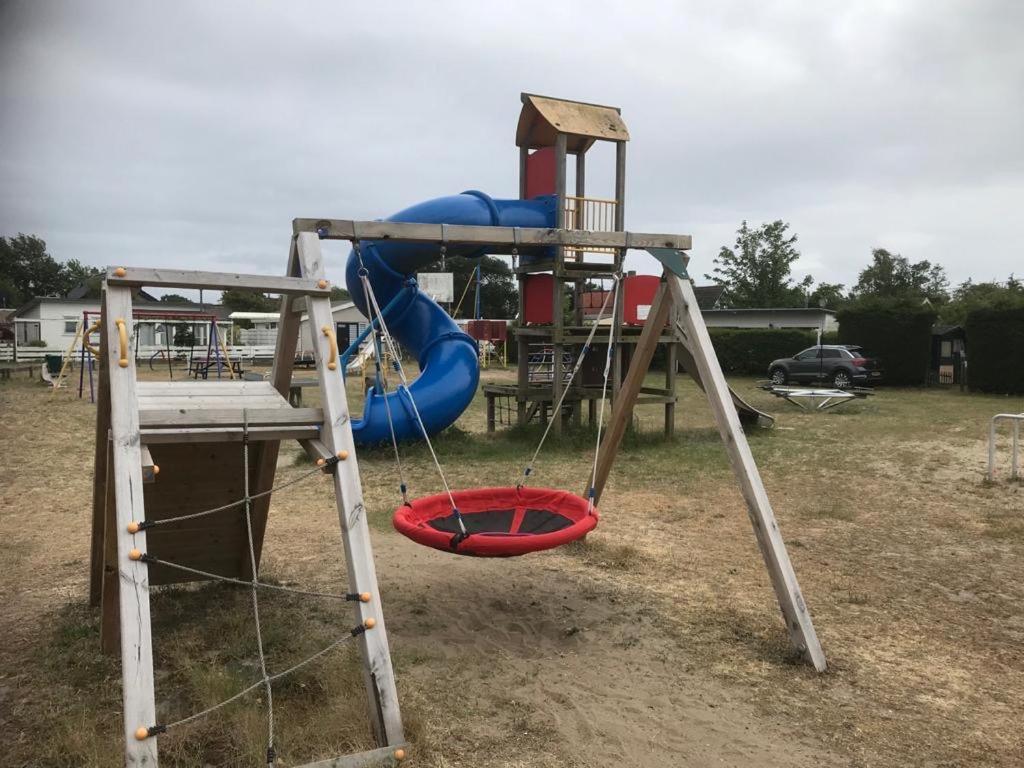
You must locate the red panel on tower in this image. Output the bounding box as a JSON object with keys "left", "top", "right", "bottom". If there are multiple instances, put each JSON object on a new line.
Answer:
{"left": 623, "top": 275, "right": 661, "bottom": 326}
{"left": 525, "top": 147, "right": 556, "bottom": 199}
{"left": 523, "top": 274, "right": 555, "bottom": 324}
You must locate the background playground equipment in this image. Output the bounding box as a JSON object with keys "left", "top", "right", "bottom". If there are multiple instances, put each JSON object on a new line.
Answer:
{"left": 62, "top": 308, "right": 237, "bottom": 401}
{"left": 988, "top": 412, "right": 1023, "bottom": 481}
{"left": 758, "top": 382, "right": 876, "bottom": 411}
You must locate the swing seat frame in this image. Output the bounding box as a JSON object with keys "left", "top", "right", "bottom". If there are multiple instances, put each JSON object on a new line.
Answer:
{"left": 393, "top": 486, "right": 598, "bottom": 557}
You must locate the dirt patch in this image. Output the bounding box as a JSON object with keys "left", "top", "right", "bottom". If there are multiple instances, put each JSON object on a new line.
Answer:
{"left": 1, "top": 368, "right": 1023, "bottom": 766}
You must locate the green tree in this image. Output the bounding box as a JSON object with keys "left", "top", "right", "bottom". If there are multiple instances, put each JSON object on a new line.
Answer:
{"left": 940, "top": 275, "right": 1024, "bottom": 325}
{"left": 172, "top": 324, "right": 197, "bottom": 346}
{"left": 808, "top": 282, "right": 847, "bottom": 309}
{"left": 159, "top": 293, "right": 192, "bottom": 304}
{"left": 706, "top": 220, "right": 812, "bottom": 308}
{"left": 330, "top": 286, "right": 352, "bottom": 303}
{"left": 852, "top": 248, "right": 949, "bottom": 303}
{"left": 420, "top": 254, "right": 516, "bottom": 318}
{"left": 220, "top": 289, "right": 277, "bottom": 314}
{"left": 0, "top": 234, "right": 102, "bottom": 304}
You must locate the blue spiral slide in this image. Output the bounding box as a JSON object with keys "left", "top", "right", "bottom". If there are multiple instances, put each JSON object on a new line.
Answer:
{"left": 343, "top": 191, "right": 556, "bottom": 445}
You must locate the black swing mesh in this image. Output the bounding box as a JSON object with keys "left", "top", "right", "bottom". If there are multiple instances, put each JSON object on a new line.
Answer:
{"left": 427, "top": 507, "right": 575, "bottom": 536}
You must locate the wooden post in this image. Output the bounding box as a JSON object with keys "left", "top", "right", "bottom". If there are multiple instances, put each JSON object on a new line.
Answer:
{"left": 667, "top": 275, "right": 826, "bottom": 672}
{"left": 591, "top": 284, "right": 671, "bottom": 503}
{"left": 246, "top": 238, "right": 304, "bottom": 576}
{"left": 519, "top": 146, "right": 528, "bottom": 199}
{"left": 89, "top": 295, "right": 112, "bottom": 606}
{"left": 295, "top": 233, "right": 405, "bottom": 746}
{"left": 664, "top": 337, "right": 676, "bottom": 438}
{"left": 551, "top": 133, "right": 568, "bottom": 434}
{"left": 104, "top": 285, "right": 159, "bottom": 764}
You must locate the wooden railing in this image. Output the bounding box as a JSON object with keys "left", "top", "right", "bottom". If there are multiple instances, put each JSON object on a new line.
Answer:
{"left": 563, "top": 196, "right": 618, "bottom": 258}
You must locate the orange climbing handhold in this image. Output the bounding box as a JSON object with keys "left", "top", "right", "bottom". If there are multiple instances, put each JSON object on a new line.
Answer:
{"left": 359, "top": 592, "right": 372, "bottom": 603}
{"left": 394, "top": 747, "right": 407, "bottom": 761}
{"left": 114, "top": 267, "right": 127, "bottom": 277}
{"left": 317, "top": 279, "right": 328, "bottom": 289}
{"left": 316, "top": 457, "right": 326, "bottom": 467}
{"left": 364, "top": 617, "right": 376, "bottom": 629}
{"left": 129, "top": 548, "right": 142, "bottom": 561}
{"left": 134, "top": 726, "right": 149, "bottom": 741}
{"left": 152, "top": 465, "right": 160, "bottom": 475}
{"left": 337, "top": 450, "right": 349, "bottom": 460}
{"left": 127, "top": 521, "right": 140, "bottom": 534}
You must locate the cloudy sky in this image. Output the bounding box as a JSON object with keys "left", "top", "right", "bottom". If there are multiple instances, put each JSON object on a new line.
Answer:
{"left": 1, "top": 1, "right": 1021, "bottom": 296}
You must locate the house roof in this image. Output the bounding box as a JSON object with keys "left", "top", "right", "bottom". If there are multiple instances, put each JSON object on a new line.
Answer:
{"left": 703, "top": 307, "right": 836, "bottom": 316}
{"left": 14, "top": 295, "right": 232, "bottom": 320}
{"left": 516, "top": 93, "right": 629, "bottom": 152}
{"left": 932, "top": 324, "right": 965, "bottom": 338}
{"left": 692, "top": 285, "right": 726, "bottom": 310}
{"left": 66, "top": 280, "right": 158, "bottom": 302}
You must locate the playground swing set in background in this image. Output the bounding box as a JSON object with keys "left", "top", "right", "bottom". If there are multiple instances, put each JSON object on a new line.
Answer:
{"left": 90, "top": 94, "right": 825, "bottom": 768}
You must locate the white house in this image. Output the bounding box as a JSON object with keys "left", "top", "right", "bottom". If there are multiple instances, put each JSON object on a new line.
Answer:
{"left": 701, "top": 307, "right": 838, "bottom": 334}
{"left": 297, "top": 302, "right": 369, "bottom": 355}
{"left": 12, "top": 296, "right": 229, "bottom": 354}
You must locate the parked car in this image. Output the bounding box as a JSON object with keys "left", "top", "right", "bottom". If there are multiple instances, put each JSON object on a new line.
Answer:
{"left": 768, "top": 345, "right": 883, "bottom": 389}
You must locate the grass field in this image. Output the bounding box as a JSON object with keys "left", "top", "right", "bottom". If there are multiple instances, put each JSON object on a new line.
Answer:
{"left": 1, "top": 365, "right": 1022, "bottom": 767}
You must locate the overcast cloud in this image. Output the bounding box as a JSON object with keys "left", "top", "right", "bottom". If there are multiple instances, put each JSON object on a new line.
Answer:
{"left": 1, "top": 0, "right": 1022, "bottom": 295}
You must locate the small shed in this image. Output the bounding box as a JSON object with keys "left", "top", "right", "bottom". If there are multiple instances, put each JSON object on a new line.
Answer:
{"left": 931, "top": 325, "right": 967, "bottom": 384}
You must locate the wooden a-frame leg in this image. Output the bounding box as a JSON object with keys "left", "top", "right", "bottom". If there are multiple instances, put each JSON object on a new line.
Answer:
{"left": 104, "top": 286, "right": 160, "bottom": 763}
{"left": 591, "top": 282, "right": 672, "bottom": 503}
{"left": 295, "top": 233, "right": 405, "bottom": 746}
{"left": 667, "top": 275, "right": 827, "bottom": 672}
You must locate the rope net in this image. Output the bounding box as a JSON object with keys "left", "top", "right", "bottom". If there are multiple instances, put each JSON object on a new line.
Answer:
{"left": 132, "top": 414, "right": 370, "bottom": 765}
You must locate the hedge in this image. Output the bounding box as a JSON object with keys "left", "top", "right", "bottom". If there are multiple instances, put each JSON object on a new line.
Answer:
{"left": 707, "top": 328, "right": 818, "bottom": 376}
{"left": 836, "top": 299, "right": 937, "bottom": 385}
{"left": 965, "top": 304, "right": 1024, "bottom": 394}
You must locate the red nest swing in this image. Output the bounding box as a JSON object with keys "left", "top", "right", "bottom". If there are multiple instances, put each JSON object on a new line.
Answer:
{"left": 393, "top": 486, "right": 598, "bottom": 557}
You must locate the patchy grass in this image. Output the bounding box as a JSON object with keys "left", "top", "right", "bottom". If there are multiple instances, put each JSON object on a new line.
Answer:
{"left": 1, "top": 365, "right": 1023, "bottom": 766}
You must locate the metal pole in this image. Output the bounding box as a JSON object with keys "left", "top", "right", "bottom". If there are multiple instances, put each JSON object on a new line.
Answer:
{"left": 1013, "top": 420, "right": 1020, "bottom": 480}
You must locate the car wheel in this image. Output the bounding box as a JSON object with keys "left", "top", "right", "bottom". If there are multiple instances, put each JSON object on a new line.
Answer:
{"left": 769, "top": 367, "right": 787, "bottom": 385}
{"left": 832, "top": 369, "right": 852, "bottom": 389}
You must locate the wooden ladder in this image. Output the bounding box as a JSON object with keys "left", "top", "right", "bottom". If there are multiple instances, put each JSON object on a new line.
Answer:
{"left": 89, "top": 235, "right": 406, "bottom": 766}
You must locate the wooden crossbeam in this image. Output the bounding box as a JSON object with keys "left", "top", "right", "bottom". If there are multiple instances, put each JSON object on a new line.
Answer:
{"left": 294, "top": 218, "right": 692, "bottom": 251}
{"left": 138, "top": 407, "right": 323, "bottom": 428}
{"left": 105, "top": 266, "right": 331, "bottom": 296}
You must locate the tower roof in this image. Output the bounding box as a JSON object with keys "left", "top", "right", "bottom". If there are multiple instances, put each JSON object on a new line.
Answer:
{"left": 516, "top": 93, "right": 629, "bottom": 152}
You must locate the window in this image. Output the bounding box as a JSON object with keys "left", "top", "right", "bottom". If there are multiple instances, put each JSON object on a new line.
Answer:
{"left": 821, "top": 349, "right": 841, "bottom": 359}
{"left": 940, "top": 340, "right": 952, "bottom": 357}
{"left": 795, "top": 348, "right": 820, "bottom": 361}
{"left": 64, "top": 318, "right": 78, "bottom": 334}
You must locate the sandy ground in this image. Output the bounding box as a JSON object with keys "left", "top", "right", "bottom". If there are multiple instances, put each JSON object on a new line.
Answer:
{"left": 2, "top": 365, "right": 1023, "bottom": 767}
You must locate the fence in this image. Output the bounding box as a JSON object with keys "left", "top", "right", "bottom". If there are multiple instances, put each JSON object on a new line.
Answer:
{"left": 0, "top": 342, "right": 279, "bottom": 364}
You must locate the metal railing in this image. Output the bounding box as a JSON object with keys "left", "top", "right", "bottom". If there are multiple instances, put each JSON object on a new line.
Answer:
{"left": 988, "top": 413, "right": 1023, "bottom": 481}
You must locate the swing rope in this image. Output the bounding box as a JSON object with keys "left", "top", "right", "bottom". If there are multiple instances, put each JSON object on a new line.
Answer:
{"left": 588, "top": 279, "right": 622, "bottom": 510}
{"left": 353, "top": 242, "right": 467, "bottom": 537}
{"left": 356, "top": 254, "right": 411, "bottom": 506}
{"left": 516, "top": 275, "right": 621, "bottom": 490}
{"left": 241, "top": 413, "right": 276, "bottom": 766}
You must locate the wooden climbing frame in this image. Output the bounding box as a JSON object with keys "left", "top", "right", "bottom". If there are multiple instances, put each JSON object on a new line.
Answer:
{"left": 89, "top": 239, "right": 406, "bottom": 766}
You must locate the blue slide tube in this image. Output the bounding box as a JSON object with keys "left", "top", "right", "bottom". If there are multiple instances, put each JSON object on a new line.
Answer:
{"left": 343, "top": 190, "right": 556, "bottom": 444}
